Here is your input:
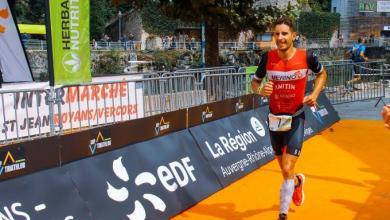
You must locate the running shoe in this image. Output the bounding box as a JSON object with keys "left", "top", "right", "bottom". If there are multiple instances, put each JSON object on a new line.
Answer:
{"left": 292, "top": 173, "right": 305, "bottom": 206}
{"left": 278, "top": 213, "right": 288, "bottom": 220}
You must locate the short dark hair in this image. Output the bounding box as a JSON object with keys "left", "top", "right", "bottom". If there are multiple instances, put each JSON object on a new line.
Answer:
{"left": 273, "top": 17, "right": 296, "bottom": 32}
{"left": 358, "top": 37, "right": 362, "bottom": 43}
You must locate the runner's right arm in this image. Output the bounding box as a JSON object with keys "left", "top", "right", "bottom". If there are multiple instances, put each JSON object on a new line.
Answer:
{"left": 251, "top": 52, "right": 274, "bottom": 97}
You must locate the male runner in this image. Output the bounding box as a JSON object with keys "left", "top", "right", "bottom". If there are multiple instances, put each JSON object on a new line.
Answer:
{"left": 251, "top": 17, "right": 327, "bottom": 220}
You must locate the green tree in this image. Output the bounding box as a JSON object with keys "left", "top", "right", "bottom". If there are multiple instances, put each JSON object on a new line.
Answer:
{"left": 308, "top": 0, "right": 331, "bottom": 12}
{"left": 115, "top": 0, "right": 292, "bottom": 66}
{"left": 140, "top": 2, "right": 178, "bottom": 36}
{"left": 13, "top": 0, "right": 114, "bottom": 40}
{"left": 298, "top": 11, "right": 339, "bottom": 39}
{"left": 13, "top": 0, "right": 45, "bottom": 24}
{"left": 90, "top": 0, "right": 116, "bottom": 40}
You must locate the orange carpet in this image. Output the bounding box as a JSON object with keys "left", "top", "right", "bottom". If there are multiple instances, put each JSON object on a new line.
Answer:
{"left": 172, "top": 120, "right": 390, "bottom": 220}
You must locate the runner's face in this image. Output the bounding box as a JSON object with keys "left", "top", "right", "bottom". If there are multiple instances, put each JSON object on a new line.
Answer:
{"left": 274, "top": 24, "right": 296, "bottom": 51}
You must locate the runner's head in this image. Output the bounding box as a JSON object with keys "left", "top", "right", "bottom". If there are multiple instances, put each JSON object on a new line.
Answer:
{"left": 273, "top": 17, "right": 297, "bottom": 52}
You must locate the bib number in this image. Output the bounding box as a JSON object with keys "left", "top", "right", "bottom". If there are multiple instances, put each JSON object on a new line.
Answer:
{"left": 268, "top": 113, "right": 292, "bottom": 132}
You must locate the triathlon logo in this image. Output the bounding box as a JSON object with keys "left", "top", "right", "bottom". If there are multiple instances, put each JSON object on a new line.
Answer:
{"left": 201, "top": 106, "right": 213, "bottom": 122}
{"left": 155, "top": 117, "right": 170, "bottom": 135}
{"left": 0, "top": 149, "right": 26, "bottom": 176}
{"left": 250, "top": 117, "right": 266, "bottom": 137}
{"left": 235, "top": 99, "right": 244, "bottom": 112}
{"left": 0, "top": 7, "right": 9, "bottom": 34}
{"left": 89, "top": 129, "right": 112, "bottom": 154}
{"left": 106, "top": 157, "right": 166, "bottom": 220}
{"left": 62, "top": 52, "right": 81, "bottom": 73}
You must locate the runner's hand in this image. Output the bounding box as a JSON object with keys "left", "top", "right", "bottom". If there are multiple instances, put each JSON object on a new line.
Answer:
{"left": 303, "top": 94, "right": 318, "bottom": 107}
{"left": 382, "top": 105, "right": 390, "bottom": 129}
{"left": 258, "top": 81, "right": 274, "bottom": 97}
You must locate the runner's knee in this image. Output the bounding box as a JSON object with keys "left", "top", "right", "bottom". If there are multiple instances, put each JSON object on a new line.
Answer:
{"left": 281, "top": 165, "right": 294, "bottom": 179}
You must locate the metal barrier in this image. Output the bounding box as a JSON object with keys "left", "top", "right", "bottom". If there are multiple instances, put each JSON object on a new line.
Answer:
{"left": 0, "top": 74, "right": 198, "bottom": 144}
{"left": 203, "top": 73, "right": 250, "bottom": 102}
{"left": 163, "top": 66, "right": 237, "bottom": 91}
{"left": 1, "top": 62, "right": 388, "bottom": 145}
{"left": 323, "top": 60, "right": 386, "bottom": 105}
{"left": 55, "top": 75, "right": 199, "bottom": 132}
{"left": 0, "top": 87, "right": 52, "bottom": 143}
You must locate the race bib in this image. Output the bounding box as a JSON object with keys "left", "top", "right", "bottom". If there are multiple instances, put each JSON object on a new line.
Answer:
{"left": 268, "top": 113, "right": 292, "bottom": 132}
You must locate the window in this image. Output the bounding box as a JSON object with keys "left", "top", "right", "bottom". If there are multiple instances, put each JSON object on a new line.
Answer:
{"left": 256, "top": 33, "right": 272, "bottom": 42}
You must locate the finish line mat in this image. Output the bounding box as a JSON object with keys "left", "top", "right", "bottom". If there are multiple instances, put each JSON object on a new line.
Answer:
{"left": 172, "top": 120, "right": 390, "bottom": 220}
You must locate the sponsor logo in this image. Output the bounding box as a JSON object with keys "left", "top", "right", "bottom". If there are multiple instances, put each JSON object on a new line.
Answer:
{"left": 59, "top": 0, "right": 83, "bottom": 74}
{"left": 62, "top": 52, "right": 81, "bottom": 73}
{"left": 0, "top": 149, "right": 26, "bottom": 176}
{"left": 235, "top": 99, "right": 244, "bottom": 112}
{"left": 205, "top": 117, "right": 266, "bottom": 160}
{"left": 268, "top": 69, "right": 307, "bottom": 81}
{"left": 304, "top": 127, "right": 314, "bottom": 137}
{"left": 310, "top": 104, "right": 328, "bottom": 125}
{"left": 89, "top": 129, "right": 112, "bottom": 154}
{"left": 201, "top": 107, "right": 213, "bottom": 122}
{"left": 0, "top": 7, "right": 9, "bottom": 34}
{"left": 106, "top": 156, "right": 197, "bottom": 220}
{"left": 250, "top": 117, "right": 266, "bottom": 137}
{"left": 0, "top": 202, "right": 74, "bottom": 220}
{"left": 155, "top": 117, "right": 170, "bottom": 135}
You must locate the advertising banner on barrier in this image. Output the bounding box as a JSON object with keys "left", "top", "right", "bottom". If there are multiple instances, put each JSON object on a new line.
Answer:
{"left": 48, "top": 0, "right": 91, "bottom": 85}
{"left": 0, "top": 77, "right": 144, "bottom": 141}
{"left": 59, "top": 109, "right": 187, "bottom": 163}
{"left": 0, "top": 136, "right": 60, "bottom": 181}
{"left": 187, "top": 95, "right": 254, "bottom": 127}
{"left": 190, "top": 110, "right": 274, "bottom": 186}
{"left": 64, "top": 130, "right": 221, "bottom": 220}
{"left": 303, "top": 92, "right": 340, "bottom": 139}
{"left": 0, "top": 167, "right": 91, "bottom": 219}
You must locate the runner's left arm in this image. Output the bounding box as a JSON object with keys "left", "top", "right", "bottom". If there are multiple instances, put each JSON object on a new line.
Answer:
{"left": 304, "top": 50, "right": 327, "bottom": 107}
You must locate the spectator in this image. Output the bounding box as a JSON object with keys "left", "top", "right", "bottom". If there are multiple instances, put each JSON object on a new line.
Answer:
{"left": 369, "top": 34, "right": 375, "bottom": 44}
{"left": 162, "top": 36, "right": 168, "bottom": 49}
{"left": 338, "top": 35, "right": 344, "bottom": 47}
{"left": 345, "top": 37, "right": 368, "bottom": 91}
{"left": 121, "top": 34, "right": 129, "bottom": 50}
{"left": 171, "top": 36, "right": 176, "bottom": 49}
{"left": 129, "top": 33, "right": 135, "bottom": 50}
{"left": 191, "top": 36, "right": 196, "bottom": 50}
{"left": 92, "top": 38, "right": 98, "bottom": 50}
{"left": 185, "top": 34, "right": 190, "bottom": 50}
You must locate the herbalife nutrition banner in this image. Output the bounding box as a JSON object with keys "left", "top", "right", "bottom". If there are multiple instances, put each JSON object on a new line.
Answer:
{"left": 47, "top": 0, "right": 91, "bottom": 85}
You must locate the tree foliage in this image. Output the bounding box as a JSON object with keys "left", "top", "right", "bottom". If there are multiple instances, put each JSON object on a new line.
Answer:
{"left": 13, "top": 0, "right": 115, "bottom": 40}
{"left": 298, "top": 11, "right": 339, "bottom": 39}
{"left": 14, "top": 0, "right": 45, "bottom": 24}
{"left": 308, "top": 0, "right": 331, "bottom": 12}
{"left": 90, "top": 0, "right": 115, "bottom": 40}
{"left": 140, "top": 2, "right": 178, "bottom": 36}
{"left": 115, "top": 0, "right": 293, "bottom": 66}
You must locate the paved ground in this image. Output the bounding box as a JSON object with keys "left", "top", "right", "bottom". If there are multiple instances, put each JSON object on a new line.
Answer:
{"left": 172, "top": 120, "right": 390, "bottom": 220}
{"left": 333, "top": 97, "right": 389, "bottom": 120}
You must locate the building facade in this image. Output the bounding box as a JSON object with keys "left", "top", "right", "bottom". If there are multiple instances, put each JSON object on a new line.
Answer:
{"left": 332, "top": 0, "right": 390, "bottom": 40}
